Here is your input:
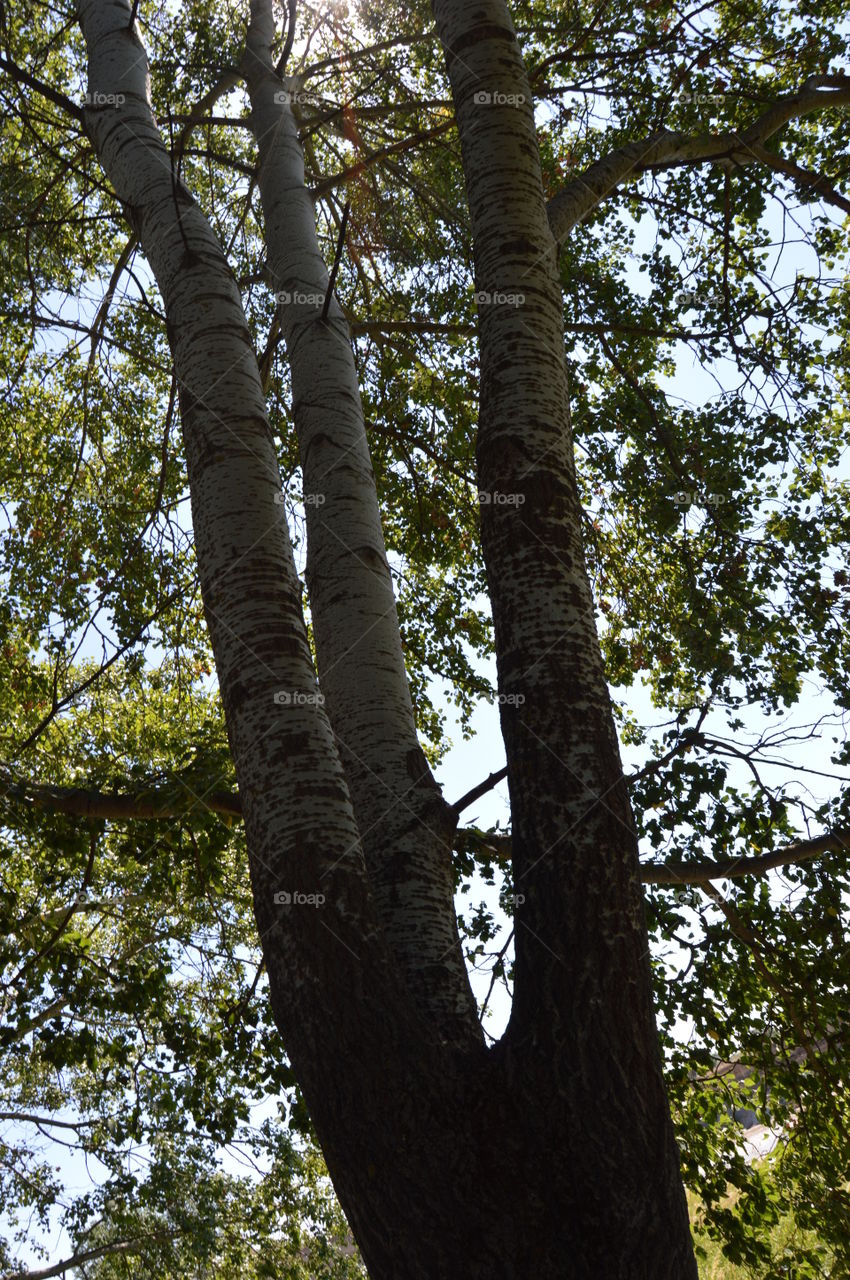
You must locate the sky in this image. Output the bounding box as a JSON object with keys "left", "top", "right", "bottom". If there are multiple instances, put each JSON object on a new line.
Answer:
{"left": 4, "top": 16, "right": 850, "bottom": 1276}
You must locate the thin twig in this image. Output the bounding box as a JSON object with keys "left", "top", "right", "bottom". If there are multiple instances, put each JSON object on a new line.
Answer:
{"left": 321, "top": 200, "right": 350, "bottom": 322}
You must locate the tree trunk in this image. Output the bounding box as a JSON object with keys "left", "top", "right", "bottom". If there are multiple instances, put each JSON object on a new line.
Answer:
{"left": 241, "top": 0, "right": 478, "bottom": 1048}
{"left": 298, "top": 1033, "right": 698, "bottom": 1279}
{"left": 77, "top": 0, "right": 698, "bottom": 1274}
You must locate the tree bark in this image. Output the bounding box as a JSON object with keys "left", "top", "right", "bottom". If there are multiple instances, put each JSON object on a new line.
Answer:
{"left": 76, "top": 0, "right": 699, "bottom": 1274}
{"left": 241, "top": 0, "right": 478, "bottom": 1048}
{"left": 75, "top": 0, "right": 439, "bottom": 1215}
{"left": 426, "top": 0, "right": 699, "bottom": 1273}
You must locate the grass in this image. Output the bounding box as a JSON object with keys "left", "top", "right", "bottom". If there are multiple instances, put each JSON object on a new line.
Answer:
{"left": 687, "top": 1190, "right": 835, "bottom": 1278}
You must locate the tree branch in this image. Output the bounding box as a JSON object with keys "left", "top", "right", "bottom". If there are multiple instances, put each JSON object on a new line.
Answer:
{"left": 10, "top": 763, "right": 848, "bottom": 889}
{"left": 1, "top": 1233, "right": 172, "bottom": 1280}
{"left": 0, "top": 1112, "right": 93, "bottom": 1131}
{"left": 275, "top": 0, "right": 297, "bottom": 76}
{"left": 547, "top": 76, "right": 850, "bottom": 242}
{"left": 15, "top": 589, "right": 183, "bottom": 754}
{"left": 347, "top": 316, "right": 727, "bottom": 342}
{"left": 310, "top": 119, "right": 455, "bottom": 199}
{"left": 458, "top": 825, "right": 850, "bottom": 885}
{"left": 0, "top": 766, "right": 241, "bottom": 822}
{"left": 450, "top": 767, "right": 508, "bottom": 815}
{"left": 0, "top": 54, "right": 85, "bottom": 123}
{"left": 745, "top": 138, "right": 850, "bottom": 216}
{"left": 645, "top": 829, "right": 850, "bottom": 885}
{"left": 348, "top": 317, "right": 476, "bottom": 339}
{"left": 169, "top": 69, "right": 243, "bottom": 170}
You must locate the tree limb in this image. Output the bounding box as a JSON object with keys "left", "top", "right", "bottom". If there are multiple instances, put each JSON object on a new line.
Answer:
{"left": 9, "top": 765, "right": 847, "bottom": 888}
{"left": 348, "top": 317, "right": 476, "bottom": 339}
{"left": 0, "top": 766, "right": 241, "bottom": 821}
{"left": 547, "top": 76, "right": 850, "bottom": 242}
{"left": 0, "top": 1112, "right": 93, "bottom": 1131}
{"left": 645, "top": 829, "right": 850, "bottom": 885}
{"left": 348, "top": 316, "right": 727, "bottom": 342}
{"left": 310, "top": 119, "right": 455, "bottom": 199}
{"left": 275, "top": 0, "right": 297, "bottom": 76}
{"left": 744, "top": 139, "right": 850, "bottom": 216}
{"left": 1, "top": 1233, "right": 172, "bottom": 1280}
{"left": 0, "top": 54, "right": 85, "bottom": 123}
{"left": 458, "top": 825, "right": 850, "bottom": 885}
{"left": 450, "top": 767, "right": 508, "bottom": 815}
{"left": 170, "top": 69, "right": 242, "bottom": 164}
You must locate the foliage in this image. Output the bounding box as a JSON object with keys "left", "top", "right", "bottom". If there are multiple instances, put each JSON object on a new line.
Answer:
{"left": 1, "top": 0, "right": 850, "bottom": 1272}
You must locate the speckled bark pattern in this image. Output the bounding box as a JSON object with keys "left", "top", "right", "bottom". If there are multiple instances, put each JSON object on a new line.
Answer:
{"left": 428, "top": 0, "right": 699, "bottom": 1273}
{"left": 77, "top": 0, "right": 698, "bottom": 1272}
{"left": 242, "top": 0, "right": 478, "bottom": 1048}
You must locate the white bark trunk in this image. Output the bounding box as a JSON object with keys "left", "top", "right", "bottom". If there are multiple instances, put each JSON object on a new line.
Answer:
{"left": 76, "top": 15, "right": 498, "bottom": 1262}
{"left": 74, "top": 2, "right": 702, "bottom": 1270}
{"left": 76, "top": 0, "right": 403, "bottom": 1053}
{"left": 241, "top": 0, "right": 479, "bottom": 1045}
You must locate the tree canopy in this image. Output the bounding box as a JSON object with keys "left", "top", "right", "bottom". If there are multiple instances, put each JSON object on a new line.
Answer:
{"left": 1, "top": 0, "right": 849, "bottom": 1274}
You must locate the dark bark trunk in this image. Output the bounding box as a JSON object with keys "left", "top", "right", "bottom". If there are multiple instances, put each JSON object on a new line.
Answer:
{"left": 277, "top": 1024, "right": 696, "bottom": 1279}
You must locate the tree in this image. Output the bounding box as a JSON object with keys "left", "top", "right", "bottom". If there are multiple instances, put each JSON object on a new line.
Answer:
{"left": 1, "top": 0, "right": 849, "bottom": 1275}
